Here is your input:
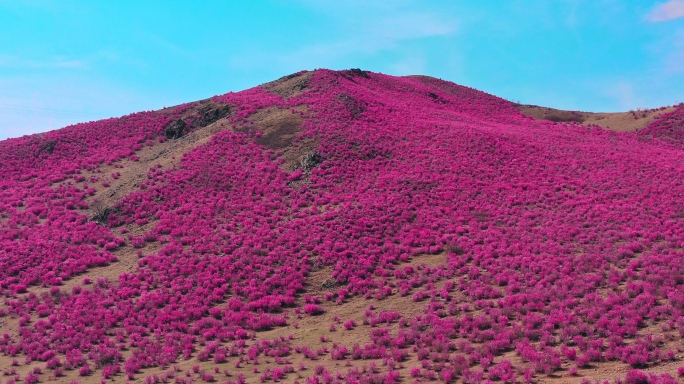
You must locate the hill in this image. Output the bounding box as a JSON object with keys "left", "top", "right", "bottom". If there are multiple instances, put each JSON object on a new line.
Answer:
{"left": 0, "top": 69, "right": 684, "bottom": 384}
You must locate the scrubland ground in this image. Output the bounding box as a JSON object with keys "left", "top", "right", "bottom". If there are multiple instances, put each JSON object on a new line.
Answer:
{"left": 0, "top": 70, "right": 683, "bottom": 384}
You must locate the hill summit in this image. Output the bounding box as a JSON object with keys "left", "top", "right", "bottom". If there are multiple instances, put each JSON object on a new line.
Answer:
{"left": 1, "top": 69, "right": 684, "bottom": 383}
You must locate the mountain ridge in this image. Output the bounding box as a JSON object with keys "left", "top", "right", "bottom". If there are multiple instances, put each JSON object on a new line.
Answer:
{"left": 0, "top": 69, "right": 683, "bottom": 384}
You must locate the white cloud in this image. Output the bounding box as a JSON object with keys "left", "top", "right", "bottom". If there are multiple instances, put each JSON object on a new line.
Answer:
{"left": 226, "top": 6, "right": 458, "bottom": 76}
{"left": 662, "top": 27, "right": 684, "bottom": 74}
{"left": 647, "top": 0, "right": 684, "bottom": 22}
{"left": 310, "top": 13, "right": 453, "bottom": 65}
{"left": 297, "top": 11, "right": 458, "bottom": 56}
{"left": 296, "top": 0, "right": 458, "bottom": 41}
{"left": 604, "top": 80, "right": 642, "bottom": 110}
{"left": 366, "top": 13, "right": 457, "bottom": 43}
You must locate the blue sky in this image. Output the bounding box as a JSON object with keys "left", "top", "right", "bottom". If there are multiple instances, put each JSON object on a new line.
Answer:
{"left": 1, "top": 0, "right": 684, "bottom": 140}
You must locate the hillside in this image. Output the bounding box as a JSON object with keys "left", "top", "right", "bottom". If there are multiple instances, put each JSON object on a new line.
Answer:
{"left": 1, "top": 69, "right": 684, "bottom": 384}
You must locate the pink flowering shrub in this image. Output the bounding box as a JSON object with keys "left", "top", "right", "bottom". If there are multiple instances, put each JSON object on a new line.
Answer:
{"left": 639, "top": 103, "right": 684, "bottom": 145}
{"left": 0, "top": 69, "right": 683, "bottom": 381}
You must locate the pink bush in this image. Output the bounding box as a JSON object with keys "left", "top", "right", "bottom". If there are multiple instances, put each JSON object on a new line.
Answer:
{"left": 0, "top": 69, "right": 683, "bottom": 381}
{"left": 303, "top": 304, "right": 324, "bottom": 315}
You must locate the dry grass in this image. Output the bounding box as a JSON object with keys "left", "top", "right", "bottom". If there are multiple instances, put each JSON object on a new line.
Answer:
{"left": 261, "top": 71, "right": 313, "bottom": 99}
{"left": 516, "top": 105, "right": 676, "bottom": 132}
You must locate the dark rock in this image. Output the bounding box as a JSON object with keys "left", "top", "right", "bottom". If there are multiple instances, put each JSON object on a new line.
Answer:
{"left": 164, "top": 119, "right": 187, "bottom": 139}
{"left": 300, "top": 151, "right": 324, "bottom": 170}
{"left": 337, "top": 94, "right": 366, "bottom": 118}
{"left": 197, "top": 104, "right": 231, "bottom": 127}
{"left": 39, "top": 140, "right": 57, "bottom": 154}
{"left": 347, "top": 68, "right": 369, "bottom": 78}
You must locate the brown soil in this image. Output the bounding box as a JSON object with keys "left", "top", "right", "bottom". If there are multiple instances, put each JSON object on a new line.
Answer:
{"left": 261, "top": 71, "right": 313, "bottom": 99}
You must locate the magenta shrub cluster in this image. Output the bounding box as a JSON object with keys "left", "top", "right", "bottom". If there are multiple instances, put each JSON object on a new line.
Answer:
{"left": 0, "top": 111, "right": 175, "bottom": 292}
{"left": 0, "top": 69, "right": 683, "bottom": 383}
{"left": 639, "top": 103, "right": 684, "bottom": 145}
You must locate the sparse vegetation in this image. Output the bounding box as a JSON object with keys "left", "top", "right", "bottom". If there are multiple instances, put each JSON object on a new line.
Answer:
{"left": 90, "top": 199, "right": 111, "bottom": 225}
{"left": 299, "top": 150, "right": 323, "bottom": 170}
{"left": 545, "top": 112, "right": 585, "bottom": 123}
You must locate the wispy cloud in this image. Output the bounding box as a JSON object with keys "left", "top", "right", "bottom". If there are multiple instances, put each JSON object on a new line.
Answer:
{"left": 604, "top": 80, "right": 644, "bottom": 110}
{"left": 226, "top": 3, "right": 458, "bottom": 78}
{"left": 647, "top": 0, "right": 684, "bottom": 22}
{"left": 365, "top": 12, "right": 457, "bottom": 43}
{"left": 295, "top": 9, "right": 458, "bottom": 56}
{"left": 311, "top": 12, "right": 456, "bottom": 55}
{"left": 664, "top": 27, "right": 684, "bottom": 73}
{"left": 644, "top": 25, "right": 684, "bottom": 75}
{"left": 0, "top": 55, "right": 86, "bottom": 69}
{"left": 96, "top": 49, "right": 148, "bottom": 69}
